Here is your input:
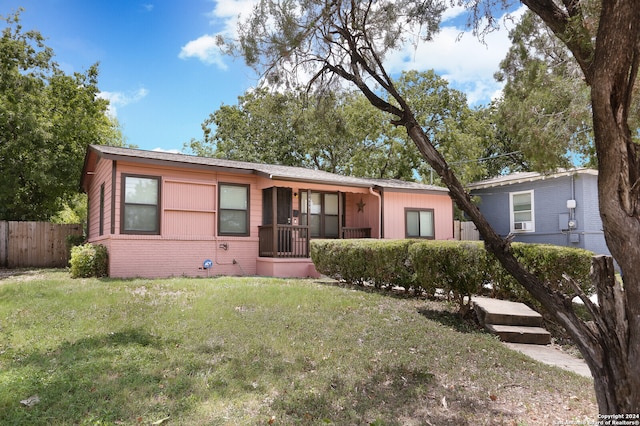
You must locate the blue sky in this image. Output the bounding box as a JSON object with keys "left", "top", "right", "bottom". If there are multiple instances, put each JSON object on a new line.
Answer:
{"left": 3, "top": 1, "right": 524, "bottom": 153}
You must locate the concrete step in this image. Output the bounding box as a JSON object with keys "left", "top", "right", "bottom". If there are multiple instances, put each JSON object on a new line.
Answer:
{"left": 485, "top": 324, "right": 551, "bottom": 345}
{"left": 472, "top": 296, "right": 543, "bottom": 327}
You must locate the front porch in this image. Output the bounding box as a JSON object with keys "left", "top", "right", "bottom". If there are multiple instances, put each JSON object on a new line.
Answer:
{"left": 257, "top": 186, "right": 376, "bottom": 274}
{"left": 257, "top": 224, "right": 371, "bottom": 258}
{"left": 256, "top": 224, "right": 370, "bottom": 278}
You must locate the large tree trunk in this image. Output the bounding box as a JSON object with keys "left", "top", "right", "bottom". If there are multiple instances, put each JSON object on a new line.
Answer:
{"left": 403, "top": 109, "right": 640, "bottom": 412}
{"left": 393, "top": 0, "right": 640, "bottom": 413}
{"left": 581, "top": 0, "right": 640, "bottom": 413}
{"left": 330, "top": 0, "right": 640, "bottom": 413}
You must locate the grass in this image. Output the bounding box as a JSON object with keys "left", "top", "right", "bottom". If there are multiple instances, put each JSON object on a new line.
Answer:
{"left": 0, "top": 270, "right": 596, "bottom": 425}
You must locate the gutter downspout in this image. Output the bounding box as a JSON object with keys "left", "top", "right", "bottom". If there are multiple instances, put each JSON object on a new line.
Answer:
{"left": 369, "top": 187, "right": 382, "bottom": 239}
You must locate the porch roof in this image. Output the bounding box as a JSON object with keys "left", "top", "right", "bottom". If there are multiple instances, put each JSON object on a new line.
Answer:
{"left": 82, "top": 145, "right": 448, "bottom": 194}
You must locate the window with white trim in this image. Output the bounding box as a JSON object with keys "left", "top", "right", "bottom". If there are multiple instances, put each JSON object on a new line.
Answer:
{"left": 510, "top": 190, "right": 535, "bottom": 232}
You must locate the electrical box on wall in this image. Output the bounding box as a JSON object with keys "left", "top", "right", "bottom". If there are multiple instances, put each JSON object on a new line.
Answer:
{"left": 569, "top": 233, "right": 580, "bottom": 243}
{"left": 567, "top": 199, "right": 577, "bottom": 209}
{"left": 559, "top": 213, "right": 569, "bottom": 230}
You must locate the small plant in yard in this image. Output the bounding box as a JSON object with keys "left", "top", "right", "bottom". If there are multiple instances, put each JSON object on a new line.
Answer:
{"left": 0, "top": 270, "right": 597, "bottom": 425}
{"left": 69, "top": 243, "right": 108, "bottom": 278}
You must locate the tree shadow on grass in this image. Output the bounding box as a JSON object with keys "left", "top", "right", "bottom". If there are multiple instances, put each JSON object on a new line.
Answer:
{"left": 316, "top": 278, "right": 489, "bottom": 334}
{"left": 270, "top": 362, "right": 516, "bottom": 425}
{"left": 314, "top": 278, "right": 428, "bottom": 301}
{"left": 417, "top": 306, "right": 488, "bottom": 335}
{"left": 0, "top": 328, "right": 198, "bottom": 425}
{"left": 0, "top": 268, "right": 47, "bottom": 281}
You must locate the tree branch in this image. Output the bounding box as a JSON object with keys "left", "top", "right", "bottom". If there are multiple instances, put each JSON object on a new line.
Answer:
{"left": 522, "top": 0, "right": 595, "bottom": 82}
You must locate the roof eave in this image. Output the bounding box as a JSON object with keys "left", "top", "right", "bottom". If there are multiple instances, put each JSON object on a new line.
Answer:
{"left": 467, "top": 168, "right": 598, "bottom": 191}
{"left": 373, "top": 185, "right": 449, "bottom": 194}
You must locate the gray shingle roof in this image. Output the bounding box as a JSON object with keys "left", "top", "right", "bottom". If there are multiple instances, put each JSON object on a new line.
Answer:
{"left": 85, "top": 145, "right": 448, "bottom": 193}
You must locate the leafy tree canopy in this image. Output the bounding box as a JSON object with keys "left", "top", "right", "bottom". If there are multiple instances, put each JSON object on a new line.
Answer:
{"left": 0, "top": 11, "right": 124, "bottom": 221}
{"left": 495, "top": 4, "right": 640, "bottom": 172}
{"left": 187, "top": 70, "right": 508, "bottom": 185}
{"left": 495, "top": 10, "right": 596, "bottom": 170}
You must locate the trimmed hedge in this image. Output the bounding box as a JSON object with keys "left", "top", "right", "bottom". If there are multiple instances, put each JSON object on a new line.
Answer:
{"left": 487, "top": 243, "right": 594, "bottom": 312}
{"left": 310, "top": 239, "right": 415, "bottom": 289}
{"left": 410, "top": 241, "right": 489, "bottom": 309}
{"left": 69, "top": 243, "right": 108, "bottom": 278}
{"left": 310, "top": 239, "right": 594, "bottom": 312}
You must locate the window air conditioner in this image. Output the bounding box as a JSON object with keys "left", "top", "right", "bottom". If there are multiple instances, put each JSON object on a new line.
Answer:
{"left": 514, "top": 221, "right": 533, "bottom": 231}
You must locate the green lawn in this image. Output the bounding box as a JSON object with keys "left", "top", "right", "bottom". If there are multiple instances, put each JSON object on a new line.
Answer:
{"left": 0, "top": 270, "right": 596, "bottom": 425}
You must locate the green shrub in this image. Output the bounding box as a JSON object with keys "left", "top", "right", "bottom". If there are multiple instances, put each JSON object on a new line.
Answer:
{"left": 365, "top": 239, "right": 415, "bottom": 290}
{"left": 409, "top": 241, "right": 490, "bottom": 310}
{"left": 488, "top": 243, "right": 593, "bottom": 310}
{"left": 69, "top": 243, "right": 108, "bottom": 278}
{"left": 311, "top": 239, "right": 595, "bottom": 314}
{"left": 310, "top": 239, "right": 414, "bottom": 288}
{"left": 311, "top": 239, "right": 368, "bottom": 285}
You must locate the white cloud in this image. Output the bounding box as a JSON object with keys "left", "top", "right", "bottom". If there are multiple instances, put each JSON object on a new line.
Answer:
{"left": 384, "top": 6, "right": 526, "bottom": 105}
{"left": 180, "top": 1, "right": 525, "bottom": 105}
{"left": 178, "top": 35, "right": 227, "bottom": 69}
{"left": 142, "top": 3, "right": 154, "bottom": 12}
{"left": 208, "top": 0, "right": 257, "bottom": 24}
{"left": 99, "top": 87, "right": 149, "bottom": 116}
{"left": 179, "top": 0, "right": 258, "bottom": 69}
{"left": 441, "top": 4, "right": 468, "bottom": 23}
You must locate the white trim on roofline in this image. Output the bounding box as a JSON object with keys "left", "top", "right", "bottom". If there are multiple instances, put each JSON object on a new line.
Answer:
{"left": 466, "top": 168, "right": 598, "bottom": 190}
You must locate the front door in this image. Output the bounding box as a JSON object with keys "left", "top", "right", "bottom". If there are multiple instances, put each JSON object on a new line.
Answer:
{"left": 277, "top": 187, "right": 292, "bottom": 226}
{"left": 263, "top": 187, "right": 292, "bottom": 253}
{"left": 277, "top": 187, "right": 292, "bottom": 253}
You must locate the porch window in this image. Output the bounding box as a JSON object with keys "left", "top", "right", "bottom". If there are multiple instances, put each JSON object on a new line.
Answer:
{"left": 510, "top": 190, "right": 535, "bottom": 232}
{"left": 301, "top": 191, "right": 342, "bottom": 238}
{"left": 405, "top": 208, "right": 434, "bottom": 239}
{"left": 219, "top": 183, "right": 250, "bottom": 236}
{"left": 121, "top": 174, "right": 161, "bottom": 234}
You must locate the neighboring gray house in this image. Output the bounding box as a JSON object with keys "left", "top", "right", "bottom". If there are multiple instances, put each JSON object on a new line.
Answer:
{"left": 467, "top": 168, "right": 611, "bottom": 256}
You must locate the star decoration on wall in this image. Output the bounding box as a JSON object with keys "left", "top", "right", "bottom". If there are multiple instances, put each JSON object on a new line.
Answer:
{"left": 357, "top": 198, "right": 366, "bottom": 213}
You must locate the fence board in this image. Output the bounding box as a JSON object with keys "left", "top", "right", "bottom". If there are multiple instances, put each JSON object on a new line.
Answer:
{"left": 0, "top": 221, "right": 7, "bottom": 267}
{"left": 1, "top": 221, "right": 82, "bottom": 268}
{"left": 454, "top": 220, "right": 480, "bottom": 241}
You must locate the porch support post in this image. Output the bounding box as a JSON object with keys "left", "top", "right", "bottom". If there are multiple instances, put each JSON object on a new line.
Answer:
{"left": 272, "top": 186, "right": 278, "bottom": 257}
{"left": 305, "top": 189, "right": 311, "bottom": 256}
{"left": 338, "top": 191, "right": 343, "bottom": 239}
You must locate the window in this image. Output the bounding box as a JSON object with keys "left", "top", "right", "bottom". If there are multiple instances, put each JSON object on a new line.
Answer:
{"left": 405, "top": 209, "right": 435, "bottom": 239}
{"left": 219, "top": 183, "right": 249, "bottom": 236}
{"left": 121, "top": 174, "right": 161, "bottom": 234}
{"left": 300, "top": 191, "right": 342, "bottom": 238}
{"left": 510, "top": 190, "right": 535, "bottom": 232}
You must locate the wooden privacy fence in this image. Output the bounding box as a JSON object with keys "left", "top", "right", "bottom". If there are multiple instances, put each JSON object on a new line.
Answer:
{"left": 0, "top": 221, "right": 83, "bottom": 268}
{"left": 454, "top": 220, "right": 480, "bottom": 241}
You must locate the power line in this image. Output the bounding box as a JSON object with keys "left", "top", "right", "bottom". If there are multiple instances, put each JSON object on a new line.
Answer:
{"left": 447, "top": 150, "right": 522, "bottom": 166}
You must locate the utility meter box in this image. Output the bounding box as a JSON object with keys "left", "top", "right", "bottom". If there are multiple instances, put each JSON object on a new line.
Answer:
{"left": 559, "top": 213, "right": 570, "bottom": 230}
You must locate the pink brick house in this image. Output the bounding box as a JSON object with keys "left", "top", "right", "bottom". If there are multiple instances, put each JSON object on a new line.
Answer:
{"left": 80, "top": 145, "right": 454, "bottom": 278}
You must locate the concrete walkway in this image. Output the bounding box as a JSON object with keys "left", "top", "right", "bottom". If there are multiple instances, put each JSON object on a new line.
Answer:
{"left": 503, "top": 342, "right": 592, "bottom": 378}
{"left": 470, "top": 296, "right": 591, "bottom": 378}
